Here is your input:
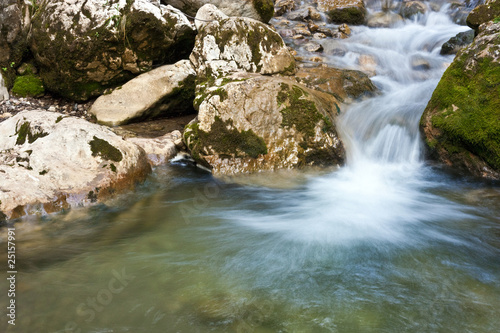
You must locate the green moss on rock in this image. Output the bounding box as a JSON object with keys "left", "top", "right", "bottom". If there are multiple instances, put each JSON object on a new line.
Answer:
{"left": 253, "top": 0, "right": 275, "bottom": 23}
{"left": 89, "top": 136, "right": 123, "bottom": 162}
{"left": 328, "top": 7, "right": 366, "bottom": 25}
{"left": 15, "top": 121, "right": 48, "bottom": 145}
{"left": 11, "top": 74, "right": 45, "bottom": 97}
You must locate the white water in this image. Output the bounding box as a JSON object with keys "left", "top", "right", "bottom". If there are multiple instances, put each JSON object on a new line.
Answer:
{"left": 226, "top": 9, "right": 473, "bottom": 245}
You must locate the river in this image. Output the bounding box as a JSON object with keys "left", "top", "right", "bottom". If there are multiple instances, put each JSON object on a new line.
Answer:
{"left": 1, "top": 3, "right": 500, "bottom": 333}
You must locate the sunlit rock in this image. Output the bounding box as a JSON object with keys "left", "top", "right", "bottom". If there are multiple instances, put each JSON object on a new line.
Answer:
{"left": 0, "top": 110, "right": 151, "bottom": 220}
{"left": 89, "top": 60, "right": 196, "bottom": 126}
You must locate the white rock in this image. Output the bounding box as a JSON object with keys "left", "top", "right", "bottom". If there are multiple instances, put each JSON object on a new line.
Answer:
{"left": 126, "top": 130, "right": 181, "bottom": 166}
{"left": 0, "top": 72, "right": 9, "bottom": 101}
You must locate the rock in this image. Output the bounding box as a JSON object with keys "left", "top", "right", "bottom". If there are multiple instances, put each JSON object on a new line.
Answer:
{"left": 16, "top": 62, "right": 38, "bottom": 76}
{"left": 287, "top": 7, "right": 311, "bottom": 21}
{"left": 294, "top": 26, "right": 313, "bottom": 36}
{"left": 304, "top": 41, "right": 324, "bottom": 52}
{"left": 30, "top": 0, "right": 196, "bottom": 101}
{"left": 400, "top": 1, "right": 427, "bottom": 19}
{"left": 308, "top": 21, "right": 320, "bottom": 32}
{"left": 294, "top": 66, "right": 377, "bottom": 103}
{"left": 0, "top": 72, "right": 9, "bottom": 101}
{"left": 0, "top": 110, "right": 151, "bottom": 220}
{"left": 440, "top": 30, "right": 475, "bottom": 55}
{"left": 358, "top": 54, "right": 377, "bottom": 76}
{"left": 125, "top": 130, "right": 181, "bottom": 166}
{"left": 466, "top": 0, "right": 500, "bottom": 34}
{"left": 275, "top": 0, "right": 296, "bottom": 17}
{"left": 366, "top": 11, "right": 403, "bottom": 28}
{"left": 0, "top": 0, "right": 33, "bottom": 87}
{"left": 161, "top": 0, "right": 275, "bottom": 23}
{"left": 11, "top": 74, "right": 45, "bottom": 98}
{"left": 184, "top": 73, "right": 345, "bottom": 175}
{"left": 190, "top": 5, "right": 296, "bottom": 80}
{"left": 316, "top": 0, "right": 367, "bottom": 25}
{"left": 317, "top": 27, "right": 334, "bottom": 37}
{"left": 420, "top": 21, "right": 500, "bottom": 180}
{"left": 410, "top": 56, "right": 430, "bottom": 71}
{"left": 89, "top": 60, "right": 196, "bottom": 126}
{"left": 313, "top": 32, "right": 328, "bottom": 39}
{"left": 338, "top": 23, "right": 351, "bottom": 36}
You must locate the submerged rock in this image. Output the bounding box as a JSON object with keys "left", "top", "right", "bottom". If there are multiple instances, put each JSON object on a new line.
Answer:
{"left": 30, "top": 0, "right": 196, "bottom": 101}
{"left": 421, "top": 21, "right": 500, "bottom": 180}
{"left": 89, "top": 60, "right": 196, "bottom": 126}
{"left": 0, "top": 110, "right": 151, "bottom": 220}
{"left": 184, "top": 73, "right": 345, "bottom": 175}
{"left": 316, "top": 0, "right": 367, "bottom": 25}
{"left": 190, "top": 4, "right": 296, "bottom": 79}
{"left": 366, "top": 11, "right": 403, "bottom": 28}
{"left": 161, "top": 0, "right": 275, "bottom": 23}
{"left": 400, "top": 1, "right": 427, "bottom": 19}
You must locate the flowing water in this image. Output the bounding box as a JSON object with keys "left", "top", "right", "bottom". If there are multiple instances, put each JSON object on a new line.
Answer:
{"left": 2, "top": 5, "right": 500, "bottom": 333}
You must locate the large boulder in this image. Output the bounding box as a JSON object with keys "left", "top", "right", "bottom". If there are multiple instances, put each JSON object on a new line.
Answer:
{"left": 0, "top": 0, "right": 34, "bottom": 87}
{"left": 316, "top": 0, "right": 366, "bottom": 25}
{"left": 161, "top": 0, "right": 275, "bottom": 23}
{"left": 190, "top": 4, "right": 296, "bottom": 80}
{"left": 0, "top": 110, "right": 152, "bottom": 220}
{"left": 89, "top": 60, "right": 196, "bottom": 126}
{"left": 420, "top": 21, "right": 500, "bottom": 180}
{"left": 467, "top": 0, "right": 500, "bottom": 34}
{"left": 30, "top": 0, "right": 196, "bottom": 101}
{"left": 184, "top": 74, "right": 345, "bottom": 175}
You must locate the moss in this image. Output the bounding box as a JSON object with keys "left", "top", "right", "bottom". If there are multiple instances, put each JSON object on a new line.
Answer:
{"left": 253, "top": 0, "right": 274, "bottom": 23}
{"left": 110, "top": 163, "right": 117, "bottom": 173}
{"left": 55, "top": 116, "right": 64, "bottom": 123}
{"left": 185, "top": 117, "right": 268, "bottom": 164}
{"left": 89, "top": 136, "right": 123, "bottom": 162}
{"left": 39, "top": 170, "right": 48, "bottom": 175}
{"left": 11, "top": 74, "right": 45, "bottom": 97}
{"left": 87, "top": 190, "right": 98, "bottom": 203}
{"left": 277, "top": 84, "right": 334, "bottom": 140}
{"left": 424, "top": 43, "right": 500, "bottom": 171}
{"left": 15, "top": 121, "right": 48, "bottom": 145}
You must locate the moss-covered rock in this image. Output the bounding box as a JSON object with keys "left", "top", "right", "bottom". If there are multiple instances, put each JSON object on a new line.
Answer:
{"left": 420, "top": 21, "right": 500, "bottom": 179}
{"left": 30, "top": 0, "right": 195, "bottom": 101}
{"left": 467, "top": 0, "right": 500, "bottom": 34}
{"left": 184, "top": 73, "right": 345, "bottom": 175}
{"left": 190, "top": 5, "right": 295, "bottom": 81}
{"left": 161, "top": 0, "right": 275, "bottom": 23}
{"left": 316, "top": 0, "right": 366, "bottom": 25}
{"left": 11, "top": 74, "right": 45, "bottom": 97}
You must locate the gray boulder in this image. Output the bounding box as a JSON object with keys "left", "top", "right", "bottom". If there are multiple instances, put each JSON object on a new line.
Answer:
{"left": 89, "top": 60, "right": 196, "bottom": 126}
{"left": 30, "top": 0, "right": 196, "bottom": 101}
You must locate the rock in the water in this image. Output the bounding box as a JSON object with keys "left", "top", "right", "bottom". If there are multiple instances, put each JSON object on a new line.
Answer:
{"left": 30, "top": 0, "right": 196, "bottom": 101}
{"left": 275, "top": 0, "right": 296, "bottom": 17}
{"left": 294, "top": 66, "right": 377, "bottom": 103}
{"left": 366, "top": 11, "right": 403, "bottom": 28}
{"left": 185, "top": 73, "right": 345, "bottom": 175}
{"left": 0, "top": 72, "right": 9, "bottom": 101}
{"left": 400, "top": 1, "right": 427, "bottom": 19}
{"left": 161, "top": 0, "right": 275, "bottom": 23}
{"left": 420, "top": 21, "right": 500, "bottom": 180}
{"left": 125, "top": 130, "right": 182, "bottom": 166}
{"left": 190, "top": 4, "right": 295, "bottom": 79}
{"left": 0, "top": 110, "right": 151, "bottom": 219}
{"left": 89, "top": 60, "right": 196, "bottom": 126}
{"left": 440, "top": 30, "right": 474, "bottom": 55}
{"left": 466, "top": 0, "right": 500, "bottom": 34}
{"left": 316, "top": 0, "right": 366, "bottom": 25}
{"left": 304, "top": 41, "right": 324, "bottom": 52}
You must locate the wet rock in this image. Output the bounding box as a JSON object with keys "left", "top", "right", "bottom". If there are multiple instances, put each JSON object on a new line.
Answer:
{"left": 316, "top": 27, "right": 334, "bottom": 37}
{"left": 184, "top": 73, "right": 345, "bottom": 175}
{"left": 440, "top": 30, "right": 474, "bottom": 55}
{"left": 410, "top": 56, "right": 431, "bottom": 71}
{"left": 308, "top": 21, "right": 320, "bottom": 32}
{"left": 190, "top": 4, "right": 295, "bottom": 79}
{"left": 338, "top": 23, "right": 351, "bottom": 36}
{"left": 0, "top": 110, "right": 151, "bottom": 219}
{"left": 161, "top": 0, "right": 275, "bottom": 23}
{"left": 295, "top": 26, "right": 313, "bottom": 36}
{"left": 287, "top": 7, "right": 311, "bottom": 21}
{"left": 358, "top": 54, "right": 377, "bottom": 76}
{"left": 30, "top": 0, "right": 196, "bottom": 101}
{"left": 278, "top": 29, "right": 296, "bottom": 38}
{"left": 421, "top": 21, "right": 500, "bottom": 180}
{"left": 295, "top": 66, "right": 377, "bottom": 103}
{"left": 316, "top": 0, "right": 367, "bottom": 25}
{"left": 304, "top": 41, "right": 324, "bottom": 52}
{"left": 366, "top": 11, "right": 403, "bottom": 28}
{"left": 89, "top": 60, "right": 196, "bottom": 126}
{"left": 313, "top": 32, "right": 328, "bottom": 39}
{"left": 275, "top": 0, "right": 296, "bottom": 17}
{"left": 400, "top": 1, "right": 427, "bottom": 19}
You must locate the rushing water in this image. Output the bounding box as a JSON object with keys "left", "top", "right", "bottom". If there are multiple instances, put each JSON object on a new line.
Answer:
{"left": 2, "top": 5, "right": 500, "bottom": 333}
